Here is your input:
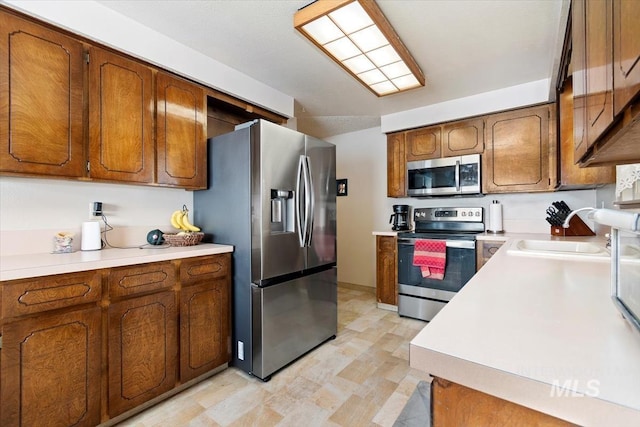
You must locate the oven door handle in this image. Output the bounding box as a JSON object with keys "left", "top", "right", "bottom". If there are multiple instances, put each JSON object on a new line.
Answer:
{"left": 397, "top": 238, "right": 475, "bottom": 249}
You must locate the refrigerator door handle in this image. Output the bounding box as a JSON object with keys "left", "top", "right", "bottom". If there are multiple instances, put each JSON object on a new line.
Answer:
{"left": 296, "top": 155, "right": 306, "bottom": 247}
{"left": 301, "top": 155, "right": 312, "bottom": 247}
{"left": 305, "top": 155, "right": 315, "bottom": 247}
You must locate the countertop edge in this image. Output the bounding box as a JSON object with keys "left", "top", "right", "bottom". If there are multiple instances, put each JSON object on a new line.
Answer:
{"left": 409, "top": 345, "right": 640, "bottom": 426}
{"left": 0, "top": 244, "right": 234, "bottom": 281}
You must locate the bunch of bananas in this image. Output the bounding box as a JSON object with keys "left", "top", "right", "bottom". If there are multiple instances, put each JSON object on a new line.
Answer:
{"left": 170, "top": 205, "right": 201, "bottom": 233}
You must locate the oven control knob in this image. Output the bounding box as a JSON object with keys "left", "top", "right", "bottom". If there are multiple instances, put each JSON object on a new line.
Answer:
{"left": 461, "top": 212, "right": 466, "bottom": 216}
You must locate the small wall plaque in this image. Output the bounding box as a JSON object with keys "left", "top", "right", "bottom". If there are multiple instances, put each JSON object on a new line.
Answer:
{"left": 337, "top": 179, "right": 348, "bottom": 196}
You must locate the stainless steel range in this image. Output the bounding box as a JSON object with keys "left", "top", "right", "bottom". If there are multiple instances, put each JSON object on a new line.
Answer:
{"left": 397, "top": 207, "right": 484, "bottom": 321}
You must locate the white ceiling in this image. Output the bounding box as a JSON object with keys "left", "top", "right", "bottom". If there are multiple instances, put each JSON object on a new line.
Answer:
{"left": 95, "top": 0, "right": 569, "bottom": 138}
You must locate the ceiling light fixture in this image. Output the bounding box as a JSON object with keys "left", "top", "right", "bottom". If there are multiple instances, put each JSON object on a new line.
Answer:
{"left": 294, "top": 0, "right": 425, "bottom": 96}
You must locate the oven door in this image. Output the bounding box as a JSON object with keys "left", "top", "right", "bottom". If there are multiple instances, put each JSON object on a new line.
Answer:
{"left": 397, "top": 237, "right": 476, "bottom": 321}
{"left": 398, "top": 238, "right": 476, "bottom": 294}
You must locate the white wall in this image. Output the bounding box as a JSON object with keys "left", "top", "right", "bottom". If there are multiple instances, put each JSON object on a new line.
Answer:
{"left": 0, "top": 176, "right": 193, "bottom": 255}
{"left": 3, "top": 0, "right": 294, "bottom": 118}
{"left": 381, "top": 79, "right": 552, "bottom": 133}
{"left": 328, "top": 126, "right": 616, "bottom": 288}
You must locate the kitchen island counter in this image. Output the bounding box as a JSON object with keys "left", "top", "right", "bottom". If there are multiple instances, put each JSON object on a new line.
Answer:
{"left": 0, "top": 243, "right": 233, "bottom": 281}
{"left": 410, "top": 235, "right": 640, "bottom": 426}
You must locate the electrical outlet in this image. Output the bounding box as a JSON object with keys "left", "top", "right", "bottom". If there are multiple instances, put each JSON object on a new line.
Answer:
{"left": 90, "top": 201, "right": 103, "bottom": 217}
{"left": 237, "top": 341, "right": 244, "bottom": 360}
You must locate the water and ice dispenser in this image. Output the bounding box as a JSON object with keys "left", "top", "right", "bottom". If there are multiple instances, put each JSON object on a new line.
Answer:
{"left": 270, "top": 189, "right": 294, "bottom": 233}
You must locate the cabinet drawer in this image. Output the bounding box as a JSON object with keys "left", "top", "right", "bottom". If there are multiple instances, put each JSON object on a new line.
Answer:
{"left": 2, "top": 271, "right": 102, "bottom": 318}
{"left": 482, "top": 242, "right": 503, "bottom": 259}
{"left": 180, "top": 254, "right": 230, "bottom": 287}
{"left": 108, "top": 262, "right": 175, "bottom": 299}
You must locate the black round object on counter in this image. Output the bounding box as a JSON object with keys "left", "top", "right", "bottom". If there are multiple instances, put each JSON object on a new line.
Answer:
{"left": 146, "top": 229, "right": 165, "bottom": 245}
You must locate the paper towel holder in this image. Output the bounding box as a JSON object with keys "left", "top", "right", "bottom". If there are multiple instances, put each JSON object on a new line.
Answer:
{"left": 486, "top": 200, "right": 504, "bottom": 234}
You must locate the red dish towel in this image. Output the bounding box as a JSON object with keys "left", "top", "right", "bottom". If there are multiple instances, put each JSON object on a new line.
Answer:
{"left": 413, "top": 239, "right": 446, "bottom": 280}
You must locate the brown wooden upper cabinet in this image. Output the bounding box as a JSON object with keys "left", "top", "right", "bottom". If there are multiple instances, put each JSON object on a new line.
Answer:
{"left": 0, "top": 9, "right": 212, "bottom": 189}
{"left": 441, "top": 118, "right": 484, "bottom": 157}
{"left": 0, "top": 12, "right": 85, "bottom": 178}
{"left": 584, "top": 0, "right": 614, "bottom": 148}
{"left": 558, "top": 78, "right": 615, "bottom": 188}
{"left": 613, "top": 0, "right": 640, "bottom": 116}
{"left": 387, "top": 131, "right": 406, "bottom": 197}
{"left": 157, "top": 72, "right": 207, "bottom": 189}
{"left": 405, "top": 125, "right": 441, "bottom": 161}
{"left": 573, "top": 0, "right": 640, "bottom": 166}
{"left": 483, "top": 104, "right": 556, "bottom": 193}
{"left": 88, "top": 47, "right": 155, "bottom": 184}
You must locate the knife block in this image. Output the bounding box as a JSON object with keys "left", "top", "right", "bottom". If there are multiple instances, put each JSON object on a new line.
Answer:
{"left": 550, "top": 214, "right": 595, "bottom": 236}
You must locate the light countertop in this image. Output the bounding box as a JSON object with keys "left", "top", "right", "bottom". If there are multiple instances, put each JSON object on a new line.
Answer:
{"left": 372, "top": 230, "right": 400, "bottom": 236}
{"left": 409, "top": 234, "right": 640, "bottom": 426}
{"left": 0, "top": 244, "right": 234, "bottom": 281}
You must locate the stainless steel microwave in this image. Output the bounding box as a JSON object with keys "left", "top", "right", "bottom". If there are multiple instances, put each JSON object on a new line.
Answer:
{"left": 406, "top": 154, "right": 481, "bottom": 197}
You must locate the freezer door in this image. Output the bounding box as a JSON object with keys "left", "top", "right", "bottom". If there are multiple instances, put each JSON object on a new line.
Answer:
{"left": 305, "top": 135, "right": 337, "bottom": 269}
{"left": 251, "top": 267, "right": 337, "bottom": 380}
{"left": 253, "top": 120, "right": 306, "bottom": 282}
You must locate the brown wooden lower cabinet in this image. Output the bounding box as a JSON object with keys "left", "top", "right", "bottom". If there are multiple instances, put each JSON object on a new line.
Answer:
{"left": 476, "top": 240, "right": 504, "bottom": 271}
{"left": 180, "top": 278, "right": 230, "bottom": 382}
{"left": 0, "top": 253, "right": 231, "bottom": 426}
{"left": 376, "top": 235, "right": 398, "bottom": 306}
{"left": 107, "top": 291, "right": 178, "bottom": 418}
{"left": 1, "top": 307, "right": 102, "bottom": 427}
{"left": 432, "top": 377, "right": 576, "bottom": 427}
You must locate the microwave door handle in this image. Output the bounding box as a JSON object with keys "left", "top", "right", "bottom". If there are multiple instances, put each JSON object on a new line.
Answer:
{"left": 455, "top": 160, "right": 461, "bottom": 192}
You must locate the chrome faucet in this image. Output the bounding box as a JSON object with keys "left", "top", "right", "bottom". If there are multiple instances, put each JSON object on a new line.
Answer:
{"left": 563, "top": 207, "right": 640, "bottom": 232}
{"left": 562, "top": 207, "right": 595, "bottom": 228}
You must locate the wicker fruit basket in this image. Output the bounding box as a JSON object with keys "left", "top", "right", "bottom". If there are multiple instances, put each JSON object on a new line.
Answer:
{"left": 162, "top": 232, "right": 204, "bottom": 247}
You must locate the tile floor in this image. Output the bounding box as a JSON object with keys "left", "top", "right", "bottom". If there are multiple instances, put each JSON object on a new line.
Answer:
{"left": 117, "top": 283, "right": 431, "bottom": 427}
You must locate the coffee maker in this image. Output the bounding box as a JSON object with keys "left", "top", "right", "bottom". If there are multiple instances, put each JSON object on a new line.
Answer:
{"left": 389, "top": 205, "right": 411, "bottom": 231}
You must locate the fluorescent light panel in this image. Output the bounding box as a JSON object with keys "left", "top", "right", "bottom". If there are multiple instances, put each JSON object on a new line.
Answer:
{"left": 294, "top": 0, "right": 425, "bottom": 96}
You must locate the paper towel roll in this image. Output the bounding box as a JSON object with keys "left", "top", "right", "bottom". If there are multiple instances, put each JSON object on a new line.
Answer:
{"left": 488, "top": 202, "right": 503, "bottom": 232}
{"left": 81, "top": 221, "right": 102, "bottom": 251}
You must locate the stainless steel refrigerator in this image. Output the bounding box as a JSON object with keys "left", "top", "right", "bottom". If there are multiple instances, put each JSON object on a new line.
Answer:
{"left": 194, "top": 119, "right": 337, "bottom": 381}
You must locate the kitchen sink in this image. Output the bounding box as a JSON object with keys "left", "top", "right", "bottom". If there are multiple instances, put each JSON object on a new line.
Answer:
{"left": 507, "top": 239, "right": 640, "bottom": 261}
{"left": 507, "top": 239, "right": 609, "bottom": 260}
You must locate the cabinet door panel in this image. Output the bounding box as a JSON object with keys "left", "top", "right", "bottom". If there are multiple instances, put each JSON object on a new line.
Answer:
{"left": 405, "top": 126, "right": 441, "bottom": 161}
{"left": 376, "top": 236, "right": 397, "bottom": 306}
{"left": 180, "top": 279, "right": 230, "bottom": 382}
{"left": 484, "top": 105, "right": 554, "bottom": 193}
{"left": 585, "top": 0, "right": 614, "bottom": 146}
{"left": 1, "top": 307, "right": 101, "bottom": 427}
{"left": 387, "top": 132, "right": 406, "bottom": 197}
{"left": 573, "top": 0, "right": 589, "bottom": 160}
{"left": 441, "top": 118, "right": 484, "bottom": 157}
{"left": 156, "top": 72, "right": 206, "bottom": 189}
{"left": 88, "top": 47, "right": 154, "bottom": 183}
{"left": 108, "top": 291, "right": 177, "bottom": 417}
{"left": 0, "top": 12, "right": 85, "bottom": 177}
{"left": 613, "top": 0, "right": 640, "bottom": 115}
